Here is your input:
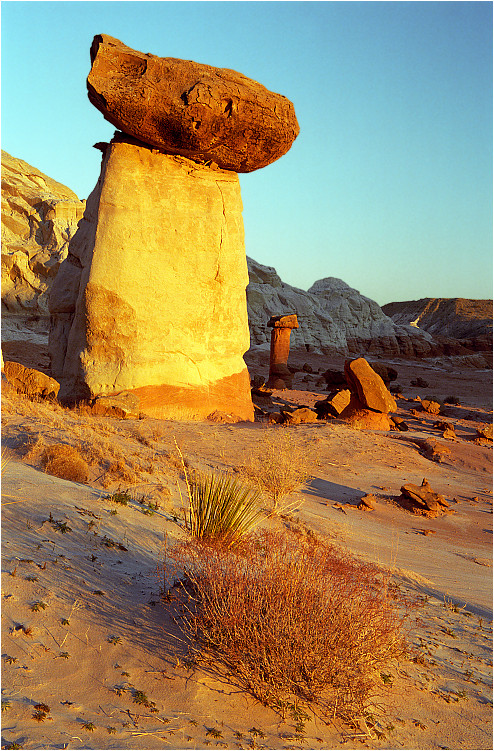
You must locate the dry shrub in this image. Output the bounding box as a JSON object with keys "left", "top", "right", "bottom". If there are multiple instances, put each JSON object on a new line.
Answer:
{"left": 242, "top": 429, "right": 312, "bottom": 512}
{"left": 40, "top": 444, "right": 89, "bottom": 483}
{"left": 167, "top": 530, "right": 409, "bottom": 721}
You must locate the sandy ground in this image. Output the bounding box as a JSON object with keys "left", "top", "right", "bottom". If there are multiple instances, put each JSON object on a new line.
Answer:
{"left": 1, "top": 353, "right": 492, "bottom": 750}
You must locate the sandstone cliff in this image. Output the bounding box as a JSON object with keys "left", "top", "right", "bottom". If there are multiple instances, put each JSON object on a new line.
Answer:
{"left": 247, "top": 257, "right": 436, "bottom": 357}
{"left": 1, "top": 151, "right": 85, "bottom": 316}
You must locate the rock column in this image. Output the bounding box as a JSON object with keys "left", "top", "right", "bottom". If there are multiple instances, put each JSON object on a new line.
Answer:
{"left": 267, "top": 314, "right": 299, "bottom": 389}
{"left": 49, "top": 35, "right": 299, "bottom": 421}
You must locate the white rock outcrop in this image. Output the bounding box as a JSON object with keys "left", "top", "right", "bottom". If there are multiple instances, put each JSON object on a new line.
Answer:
{"left": 247, "top": 258, "right": 435, "bottom": 357}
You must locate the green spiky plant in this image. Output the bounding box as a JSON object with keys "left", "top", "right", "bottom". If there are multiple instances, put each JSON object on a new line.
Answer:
{"left": 183, "top": 469, "right": 263, "bottom": 547}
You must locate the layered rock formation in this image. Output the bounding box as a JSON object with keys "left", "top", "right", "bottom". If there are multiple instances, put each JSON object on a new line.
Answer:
{"left": 247, "top": 257, "right": 435, "bottom": 357}
{"left": 49, "top": 136, "right": 253, "bottom": 419}
{"left": 87, "top": 35, "right": 299, "bottom": 173}
{"left": 1, "top": 151, "right": 84, "bottom": 316}
{"left": 382, "top": 297, "right": 493, "bottom": 339}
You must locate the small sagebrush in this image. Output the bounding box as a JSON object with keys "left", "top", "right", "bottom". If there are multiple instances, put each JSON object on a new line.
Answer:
{"left": 40, "top": 444, "right": 88, "bottom": 483}
{"left": 168, "top": 530, "right": 409, "bottom": 721}
{"left": 242, "top": 429, "right": 312, "bottom": 512}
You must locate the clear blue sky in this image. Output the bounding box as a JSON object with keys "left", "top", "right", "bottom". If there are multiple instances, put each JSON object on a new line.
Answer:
{"left": 2, "top": 1, "right": 492, "bottom": 304}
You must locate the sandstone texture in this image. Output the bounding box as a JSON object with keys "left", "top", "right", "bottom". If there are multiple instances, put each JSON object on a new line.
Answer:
{"left": 246, "top": 258, "right": 437, "bottom": 357}
{"left": 49, "top": 137, "right": 253, "bottom": 421}
{"left": 3, "top": 360, "right": 60, "bottom": 399}
{"left": 87, "top": 35, "right": 299, "bottom": 173}
{"left": 1, "top": 151, "right": 84, "bottom": 317}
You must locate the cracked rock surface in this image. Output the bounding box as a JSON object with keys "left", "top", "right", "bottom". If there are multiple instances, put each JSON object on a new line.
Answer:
{"left": 87, "top": 34, "right": 299, "bottom": 172}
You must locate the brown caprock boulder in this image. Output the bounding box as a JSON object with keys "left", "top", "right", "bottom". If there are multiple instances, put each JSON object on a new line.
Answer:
{"left": 344, "top": 357, "right": 397, "bottom": 414}
{"left": 87, "top": 35, "right": 299, "bottom": 173}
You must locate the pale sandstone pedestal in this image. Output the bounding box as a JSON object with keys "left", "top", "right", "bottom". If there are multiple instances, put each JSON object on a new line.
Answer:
{"left": 49, "top": 136, "right": 253, "bottom": 421}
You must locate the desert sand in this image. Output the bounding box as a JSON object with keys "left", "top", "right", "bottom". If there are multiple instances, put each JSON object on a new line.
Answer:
{"left": 1, "top": 353, "right": 492, "bottom": 750}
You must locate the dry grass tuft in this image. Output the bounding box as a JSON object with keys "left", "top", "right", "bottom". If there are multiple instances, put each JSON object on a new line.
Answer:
{"left": 241, "top": 429, "right": 313, "bottom": 512}
{"left": 40, "top": 444, "right": 89, "bottom": 483}
{"left": 167, "top": 530, "right": 410, "bottom": 721}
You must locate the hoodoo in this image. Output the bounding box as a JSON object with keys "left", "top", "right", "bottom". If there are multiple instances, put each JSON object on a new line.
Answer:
{"left": 49, "top": 36, "right": 299, "bottom": 420}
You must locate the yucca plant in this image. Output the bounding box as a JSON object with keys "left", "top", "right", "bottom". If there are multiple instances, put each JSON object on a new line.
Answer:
{"left": 183, "top": 470, "right": 263, "bottom": 547}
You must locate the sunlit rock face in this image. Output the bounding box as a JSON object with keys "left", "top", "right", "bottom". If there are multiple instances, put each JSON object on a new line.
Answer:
{"left": 49, "top": 136, "right": 254, "bottom": 421}
{"left": 1, "top": 150, "right": 84, "bottom": 317}
{"left": 87, "top": 34, "right": 299, "bottom": 173}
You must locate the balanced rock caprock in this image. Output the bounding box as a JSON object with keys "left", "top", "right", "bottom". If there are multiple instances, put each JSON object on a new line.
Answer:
{"left": 87, "top": 34, "right": 299, "bottom": 173}
{"left": 50, "top": 37, "right": 300, "bottom": 420}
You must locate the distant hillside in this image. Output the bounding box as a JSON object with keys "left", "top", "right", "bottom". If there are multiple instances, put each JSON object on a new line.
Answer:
{"left": 382, "top": 298, "right": 492, "bottom": 341}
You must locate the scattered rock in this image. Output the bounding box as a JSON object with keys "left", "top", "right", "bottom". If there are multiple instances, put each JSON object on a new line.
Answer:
{"left": 87, "top": 35, "right": 299, "bottom": 173}
{"left": 302, "top": 363, "right": 313, "bottom": 373}
{"left": 410, "top": 377, "right": 429, "bottom": 388}
{"left": 268, "top": 412, "right": 285, "bottom": 424}
{"left": 390, "top": 415, "right": 409, "bottom": 431}
{"left": 476, "top": 424, "right": 493, "bottom": 441}
{"left": 284, "top": 407, "right": 319, "bottom": 425}
{"left": 442, "top": 427, "right": 457, "bottom": 441}
{"left": 399, "top": 478, "right": 450, "bottom": 517}
{"left": 3, "top": 360, "right": 60, "bottom": 399}
{"left": 206, "top": 410, "right": 243, "bottom": 424}
{"left": 314, "top": 389, "right": 352, "bottom": 418}
{"left": 358, "top": 494, "right": 377, "bottom": 510}
{"left": 91, "top": 391, "right": 140, "bottom": 419}
{"left": 433, "top": 420, "right": 451, "bottom": 432}
{"left": 421, "top": 399, "right": 441, "bottom": 415}
{"left": 416, "top": 438, "right": 451, "bottom": 463}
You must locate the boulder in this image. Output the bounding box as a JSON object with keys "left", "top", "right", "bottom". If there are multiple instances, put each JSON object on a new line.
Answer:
{"left": 49, "top": 135, "right": 253, "bottom": 421}
{"left": 87, "top": 35, "right": 299, "bottom": 173}
{"left": 390, "top": 415, "right": 409, "bottom": 431}
{"left": 322, "top": 368, "right": 347, "bottom": 389}
{"left": 410, "top": 377, "right": 429, "bottom": 388}
{"left": 91, "top": 391, "right": 140, "bottom": 419}
{"left": 339, "top": 394, "right": 391, "bottom": 431}
{"left": 344, "top": 358, "right": 397, "bottom": 413}
{"left": 399, "top": 478, "right": 450, "bottom": 517}
{"left": 315, "top": 389, "right": 351, "bottom": 418}
{"left": 3, "top": 360, "right": 60, "bottom": 399}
